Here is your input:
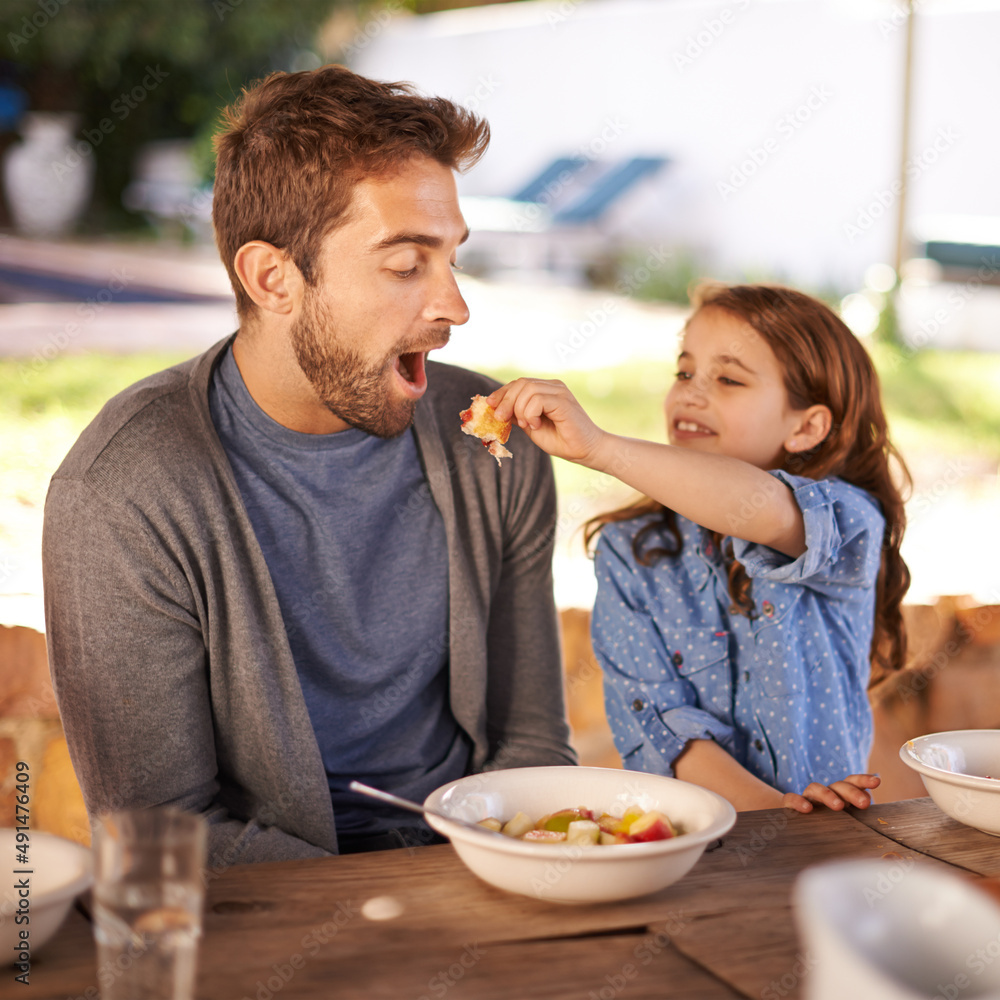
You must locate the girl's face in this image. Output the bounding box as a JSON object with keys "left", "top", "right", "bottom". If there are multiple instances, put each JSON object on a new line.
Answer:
{"left": 665, "top": 306, "right": 808, "bottom": 470}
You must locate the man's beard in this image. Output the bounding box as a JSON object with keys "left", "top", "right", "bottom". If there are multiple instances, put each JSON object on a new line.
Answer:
{"left": 290, "top": 292, "right": 431, "bottom": 440}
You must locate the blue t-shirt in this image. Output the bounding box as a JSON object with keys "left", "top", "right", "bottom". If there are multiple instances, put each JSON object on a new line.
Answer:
{"left": 209, "top": 346, "right": 471, "bottom": 840}
{"left": 592, "top": 472, "right": 884, "bottom": 793}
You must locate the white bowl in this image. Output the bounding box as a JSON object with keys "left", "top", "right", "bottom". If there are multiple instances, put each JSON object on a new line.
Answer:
{"left": 794, "top": 859, "right": 1000, "bottom": 1000}
{"left": 0, "top": 828, "right": 93, "bottom": 964}
{"left": 899, "top": 729, "right": 1000, "bottom": 836}
{"left": 423, "top": 765, "right": 736, "bottom": 904}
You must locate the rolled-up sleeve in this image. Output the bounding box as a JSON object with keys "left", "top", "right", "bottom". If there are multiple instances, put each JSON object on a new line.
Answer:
{"left": 591, "top": 527, "right": 735, "bottom": 776}
{"left": 732, "top": 472, "right": 884, "bottom": 598}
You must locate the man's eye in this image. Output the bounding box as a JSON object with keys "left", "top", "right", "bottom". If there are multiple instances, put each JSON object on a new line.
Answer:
{"left": 392, "top": 268, "right": 417, "bottom": 279}
{"left": 719, "top": 376, "right": 743, "bottom": 386}
{"left": 674, "top": 371, "right": 692, "bottom": 381}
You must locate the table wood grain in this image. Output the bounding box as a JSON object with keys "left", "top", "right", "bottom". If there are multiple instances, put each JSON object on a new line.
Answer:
{"left": 849, "top": 798, "right": 1000, "bottom": 877}
{"left": 14, "top": 797, "right": 999, "bottom": 1000}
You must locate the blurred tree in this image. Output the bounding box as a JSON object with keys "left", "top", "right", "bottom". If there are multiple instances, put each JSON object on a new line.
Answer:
{"left": 2, "top": 0, "right": 343, "bottom": 232}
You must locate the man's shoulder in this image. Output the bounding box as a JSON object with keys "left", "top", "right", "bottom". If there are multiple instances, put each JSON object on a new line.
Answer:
{"left": 53, "top": 340, "right": 227, "bottom": 483}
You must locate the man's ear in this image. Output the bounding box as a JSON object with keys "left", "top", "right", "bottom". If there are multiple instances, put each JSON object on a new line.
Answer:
{"left": 785, "top": 404, "right": 833, "bottom": 454}
{"left": 233, "top": 241, "right": 304, "bottom": 316}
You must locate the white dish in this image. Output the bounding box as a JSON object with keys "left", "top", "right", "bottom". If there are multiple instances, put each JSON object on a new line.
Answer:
{"left": 423, "top": 765, "right": 736, "bottom": 904}
{"left": 899, "top": 729, "right": 1000, "bottom": 836}
{"left": 795, "top": 859, "right": 1000, "bottom": 1000}
{"left": 0, "top": 828, "right": 93, "bottom": 964}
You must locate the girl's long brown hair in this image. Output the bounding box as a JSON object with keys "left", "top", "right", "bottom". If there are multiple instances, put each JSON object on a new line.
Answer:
{"left": 585, "top": 283, "right": 911, "bottom": 683}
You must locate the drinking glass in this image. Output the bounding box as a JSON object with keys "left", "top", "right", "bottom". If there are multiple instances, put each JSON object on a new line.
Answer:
{"left": 92, "top": 807, "right": 207, "bottom": 1000}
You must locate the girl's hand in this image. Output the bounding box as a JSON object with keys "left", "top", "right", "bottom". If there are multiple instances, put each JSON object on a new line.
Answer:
{"left": 781, "top": 773, "right": 880, "bottom": 814}
{"left": 487, "top": 378, "right": 607, "bottom": 466}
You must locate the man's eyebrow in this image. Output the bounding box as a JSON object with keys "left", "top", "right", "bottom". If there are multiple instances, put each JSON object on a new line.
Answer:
{"left": 368, "top": 228, "right": 470, "bottom": 253}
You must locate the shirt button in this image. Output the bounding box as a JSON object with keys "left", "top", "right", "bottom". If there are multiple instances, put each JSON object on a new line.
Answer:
{"left": 762, "top": 601, "right": 775, "bottom": 618}
{"left": 672, "top": 652, "right": 683, "bottom": 667}
{"left": 632, "top": 699, "right": 645, "bottom": 712}
{"left": 754, "top": 739, "right": 764, "bottom": 752}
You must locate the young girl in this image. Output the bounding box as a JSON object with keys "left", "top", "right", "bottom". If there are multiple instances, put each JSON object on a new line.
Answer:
{"left": 488, "top": 283, "right": 910, "bottom": 813}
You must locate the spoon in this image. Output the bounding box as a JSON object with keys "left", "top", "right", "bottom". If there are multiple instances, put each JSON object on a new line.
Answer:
{"left": 348, "top": 781, "right": 508, "bottom": 839}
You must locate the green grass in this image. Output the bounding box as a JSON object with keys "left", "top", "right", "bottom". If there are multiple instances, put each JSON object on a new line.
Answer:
{"left": 0, "top": 353, "right": 192, "bottom": 421}
{"left": 2, "top": 346, "right": 1000, "bottom": 525}
{"left": 0, "top": 353, "right": 191, "bottom": 513}
{"left": 869, "top": 343, "right": 1000, "bottom": 460}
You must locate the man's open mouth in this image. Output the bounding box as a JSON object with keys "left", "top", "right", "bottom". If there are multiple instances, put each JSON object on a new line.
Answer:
{"left": 393, "top": 351, "right": 428, "bottom": 395}
{"left": 396, "top": 352, "right": 421, "bottom": 381}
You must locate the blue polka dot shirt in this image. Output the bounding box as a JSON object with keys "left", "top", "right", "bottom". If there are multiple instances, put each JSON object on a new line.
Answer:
{"left": 592, "top": 471, "right": 884, "bottom": 793}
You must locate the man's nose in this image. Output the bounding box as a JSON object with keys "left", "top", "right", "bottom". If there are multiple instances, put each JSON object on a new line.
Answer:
{"left": 424, "top": 267, "right": 470, "bottom": 327}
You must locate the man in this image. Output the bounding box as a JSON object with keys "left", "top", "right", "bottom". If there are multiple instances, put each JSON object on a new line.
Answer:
{"left": 43, "top": 65, "right": 575, "bottom": 866}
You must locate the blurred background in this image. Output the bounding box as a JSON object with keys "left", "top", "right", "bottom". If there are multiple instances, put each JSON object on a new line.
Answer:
{"left": 1, "top": 0, "right": 999, "bottom": 808}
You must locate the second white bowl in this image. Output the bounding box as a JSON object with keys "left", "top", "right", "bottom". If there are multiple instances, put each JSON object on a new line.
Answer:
{"left": 899, "top": 729, "right": 1000, "bottom": 836}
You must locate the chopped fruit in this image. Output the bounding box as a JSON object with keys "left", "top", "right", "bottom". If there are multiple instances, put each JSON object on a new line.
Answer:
{"left": 596, "top": 814, "right": 619, "bottom": 834}
{"left": 621, "top": 805, "right": 645, "bottom": 827}
{"left": 537, "top": 807, "right": 594, "bottom": 833}
{"left": 599, "top": 831, "right": 629, "bottom": 846}
{"left": 497, "top": 805, "right": 679, "bottom": 846}
{"left": 522, "top": 829, "right": 567, "bottom": 843}
{"left": 566, "top": 820, "right": 600, "bottom": 846}
{"left": 627, "top": 810, "right": 677, "bottom": 843}
{"left": 501, "top": 811, "right": 534, "bottom": 838}
{"left": 477, "top": 817, "right": 503, "bottom": 832}
{"left": 459, "top": 395, "right": 513, "bottom": 466}
{"left": 597, "top": 808, "right": 640, "bottom": 837}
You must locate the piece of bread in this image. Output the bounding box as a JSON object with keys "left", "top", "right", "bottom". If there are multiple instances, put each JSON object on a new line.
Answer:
{"left": 459, "top": 395, "right": 513, "bottom": 466}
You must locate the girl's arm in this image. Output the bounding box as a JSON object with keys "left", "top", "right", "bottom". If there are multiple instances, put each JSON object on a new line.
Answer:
{"left": 674, "top": 738, "right": 880, "bottom": 812}
{"left": 489, "top": 378, "right": 807, "bottom": 557}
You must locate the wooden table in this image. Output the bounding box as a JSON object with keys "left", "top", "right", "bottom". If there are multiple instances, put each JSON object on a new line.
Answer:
{"left": 20, "top": 797, "right": 1000, "bottom": 1000}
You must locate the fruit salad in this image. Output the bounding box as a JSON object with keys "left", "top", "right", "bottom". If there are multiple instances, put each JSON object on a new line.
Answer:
{"left": 477, "top": 805, "right": 677, "bottom": 846}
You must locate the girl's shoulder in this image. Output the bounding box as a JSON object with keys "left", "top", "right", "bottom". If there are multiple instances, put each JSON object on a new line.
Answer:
{"left": 594, "top": 516, "right": 646, "bottom": 563}
{"left": 596, "top": 512, "right": 659, "bottom": 543}
{"left": 595, "top": 509, "right": 703, "bottom": 561}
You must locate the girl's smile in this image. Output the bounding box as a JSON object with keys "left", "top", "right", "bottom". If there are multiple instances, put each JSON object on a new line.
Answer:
{"left": 672, "top": 417, "right": 715, "bottom": 438}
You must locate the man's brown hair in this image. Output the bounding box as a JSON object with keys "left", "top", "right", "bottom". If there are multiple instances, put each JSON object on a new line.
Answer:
{"left": 212, "top": 64, "right": 490, "bottom": 318}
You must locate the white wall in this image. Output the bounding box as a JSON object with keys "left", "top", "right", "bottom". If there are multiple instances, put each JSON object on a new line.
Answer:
{"left": 352, "top": 0, "right": 1000, "bottom": 291}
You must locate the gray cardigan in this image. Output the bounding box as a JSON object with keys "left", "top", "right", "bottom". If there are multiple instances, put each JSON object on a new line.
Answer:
{"left": 43, "top": 337, "right": 575, "bottom": 867}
